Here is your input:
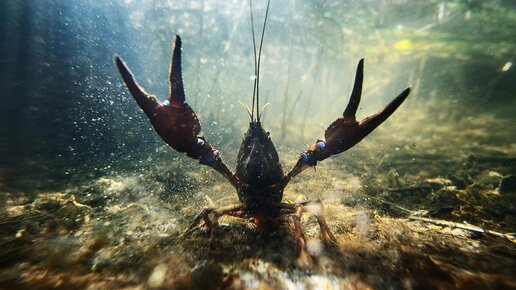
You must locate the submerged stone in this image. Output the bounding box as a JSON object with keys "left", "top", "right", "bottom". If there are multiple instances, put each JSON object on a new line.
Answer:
{"left": 499, "top": 175, "right": 516, "bottom": 194}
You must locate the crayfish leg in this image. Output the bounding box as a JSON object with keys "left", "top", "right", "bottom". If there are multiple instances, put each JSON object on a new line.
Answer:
{"left": 278, "top": 200, "right": 338, "bottom": 263}
{"left": 179, "top": 204, "right": 245, "bottom": 248}
{"left": 292, "top": 204, "right": 314, "bottom": 266}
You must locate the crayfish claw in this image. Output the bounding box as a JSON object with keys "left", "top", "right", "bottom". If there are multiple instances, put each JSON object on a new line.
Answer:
{"left": 114, "top": 55, "right": 160, "bottom": 116}
{"left": 356, "top": 87, "right": 411, "bottom": 138}
{"left": 116, "top": 35, "right": 241, "bottom": 189}
{"left": 168, "top": 34, "right": 186, "bottom": 107}
{"left": 343, "top": 58, "right": 364, "bottom": 122}
{"left": 323, "top": 60, "right": 410, "bottom": 155}
{"left": 115, "top": 35, "right": 201, "bottom": 155}
{"left": 280, "top": 60, "right": 410, "bottom": 182}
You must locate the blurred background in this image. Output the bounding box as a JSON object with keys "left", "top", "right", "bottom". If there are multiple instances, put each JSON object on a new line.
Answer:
{"left": 0, "top": 0, "right": 515, "bottom": 190}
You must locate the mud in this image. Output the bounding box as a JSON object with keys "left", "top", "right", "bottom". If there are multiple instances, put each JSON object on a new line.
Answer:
{"left": 1, "top": 110, "right": 515, "bottom": 289}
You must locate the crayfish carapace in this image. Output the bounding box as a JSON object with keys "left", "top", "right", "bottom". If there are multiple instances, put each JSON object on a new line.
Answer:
{"left": 114, "top": 0, "right": 410, "bottom": 261}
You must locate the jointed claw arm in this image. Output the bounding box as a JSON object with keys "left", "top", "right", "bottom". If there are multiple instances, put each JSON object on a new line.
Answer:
{"left": 115, "top": 35, "right": 239, "bottom": 188}
{"left": 284, "top": 59, "right": 410, "bottom": 184}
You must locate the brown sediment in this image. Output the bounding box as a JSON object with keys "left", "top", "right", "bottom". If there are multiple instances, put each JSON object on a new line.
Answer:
{"left": 1, "top": 110, "right": 515, "bottom": 289}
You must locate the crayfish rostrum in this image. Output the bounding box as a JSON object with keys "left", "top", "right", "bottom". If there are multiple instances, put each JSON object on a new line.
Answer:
{"left": 114, "top": 2, "right": 410, "bottom": 260}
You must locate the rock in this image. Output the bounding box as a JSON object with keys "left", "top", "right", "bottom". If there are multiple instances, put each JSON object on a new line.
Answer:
{"left": 426, "top": 177, "right": 453, "bottom": 188}
{"left": 504, "top": 214, "right": 516, "bottom": 228}
{"left": 78, "top": 192, "right": 106, "bottom": 208}
{"left": 477, "top": 170, "right": 503, "bottom": 187}
{"left": 148, "top": 263, "right": 168, "bottom": 288}
{"left": 447, "top": 174, "right": 467, "bottom": 189}
{"left": 190, "top": 261, "right": 223, "bottom": 290}
{"left": 499, "top": 175, "right": 516, "bottom": 194}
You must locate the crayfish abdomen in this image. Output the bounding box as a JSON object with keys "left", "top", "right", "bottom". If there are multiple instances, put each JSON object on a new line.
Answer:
{"left": 236, "top": 121, "right": 284, "bottom": 213}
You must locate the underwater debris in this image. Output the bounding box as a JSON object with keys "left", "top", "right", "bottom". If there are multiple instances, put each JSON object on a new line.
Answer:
{"left": 1, "top": 161, "right": 516, "bottom": 289}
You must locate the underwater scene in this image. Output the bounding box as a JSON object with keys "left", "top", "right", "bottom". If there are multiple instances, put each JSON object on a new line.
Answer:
{"left": 1, "top": 0, "right": 515, "bottom": 289}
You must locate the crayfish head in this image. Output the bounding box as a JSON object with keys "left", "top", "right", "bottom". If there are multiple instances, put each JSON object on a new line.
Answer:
{"left": 235, "top": 122, "right": 284, "bottom": 207}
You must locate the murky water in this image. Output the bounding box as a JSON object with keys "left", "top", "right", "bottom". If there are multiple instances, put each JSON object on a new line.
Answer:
{"left": 1, "top": 0, "right": 515, "bottom": 289}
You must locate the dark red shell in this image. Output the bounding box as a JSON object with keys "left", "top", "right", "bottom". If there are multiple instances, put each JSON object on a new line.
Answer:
{"left": 235, "top": 122, "right": 284, "bottom": 213}
{"left": 146, "top": 103, "right": 201, "bottom": 153}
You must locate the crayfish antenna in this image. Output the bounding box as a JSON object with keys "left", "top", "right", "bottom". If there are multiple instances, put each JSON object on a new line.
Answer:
{"left": 256, "top": 0, "right": 271, "bottom": 122}
{"left": 249, "top": 0, "right": 258, "bottom": 121}
{"left": 249, "top": 0, "right": 271, "bottom": 122}
{"left": 239, "top": 100, "right": 253, "bottom": 119}
{"left": 258, "top": 102, "right": 270, "bottom": 120}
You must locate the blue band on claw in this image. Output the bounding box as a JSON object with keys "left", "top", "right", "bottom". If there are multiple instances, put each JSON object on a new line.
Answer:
{"left": 301, "top": 152, "right": 317, "bottom": 166}
{"left": 316, "top": 140, "right": 326, "bottom": 150}
{"left": 194, "top": 138, "right": 217, "bottom": 165}
{"left": 196, "top": 138, "right": 205, "bottom": 147}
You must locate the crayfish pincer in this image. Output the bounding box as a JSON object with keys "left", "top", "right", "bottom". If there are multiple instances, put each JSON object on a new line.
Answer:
{"left": 114, "top": 0, "right": 410, "bottom": 263}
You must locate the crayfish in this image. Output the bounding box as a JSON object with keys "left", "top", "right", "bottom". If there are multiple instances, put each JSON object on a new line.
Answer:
{"left": 114, "top": 0, "right": 410, "bottom": 260}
